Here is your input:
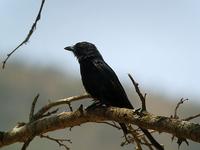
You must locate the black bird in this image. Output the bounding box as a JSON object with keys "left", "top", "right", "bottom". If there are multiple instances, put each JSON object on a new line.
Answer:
{"left": 65, "top": 42, "right": 163, "bottom": 150}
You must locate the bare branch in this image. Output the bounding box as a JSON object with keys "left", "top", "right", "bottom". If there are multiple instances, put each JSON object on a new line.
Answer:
{"left": 40, "top": 108, "right": 59, "bottom": 118}
{"left": 2, "top": 0, "right": 46, "bottom": 69}
{"left": 97, "top": 121, "right": 121, "bottom": 130}
{"left": 1, "top": 107, "right": 200, "bottom": 148}
{"left": 126, "top": 125, "right": 155, "bottom": 150}
{"left": 184, "top": 113, "right": 200, "bottom": 121}
{"left": 68, "top": 103, "right": 73, "bottom": 112}
{"left": 29, "top": 94, "right": 40, "bottom": 122}
{"left": 128, "top": 73, "right": 147, "bottom": 111}
{"left": 40, "top": 134, "right": 71, "bottom": 150}
{"left": 24, "top": 94, "right": 40, "bottom": 150}
{"left": 128, "top": 125, "right": 143, "bottom": 150}
{"left": 174, "top": 98, "right": 188, "bottom": 119}
{"left": 33, "top": 93, "right": 90, "bottom": 120}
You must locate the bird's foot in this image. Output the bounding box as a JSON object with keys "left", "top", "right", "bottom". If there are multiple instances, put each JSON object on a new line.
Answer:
{"left": 134, "top": 108, "right": 148, "bottom": 117}
{"left": 86, "top": 100, "right": 103, "bottom": 110}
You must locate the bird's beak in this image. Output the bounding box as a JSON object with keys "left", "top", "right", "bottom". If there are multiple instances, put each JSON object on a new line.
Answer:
{"left": 64, "top": 46, "right": 74, "bottom": 51}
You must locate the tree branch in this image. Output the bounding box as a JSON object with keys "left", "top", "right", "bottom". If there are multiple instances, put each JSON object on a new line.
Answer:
{"left": 128, "top": 73, "right": 147, "bottom": 111}
{"left": 184, "top": 113, "right": 200, "bottom": 121}
{"left": 2, "top": 0, "right": 46, "bottom": 69}
{"left": 0, "top": 106, "right": 200, "bottom": 148}
{"left": 29, "top": 94, "right": 40, "bottom": 122}
{"left": 174, "top": 98, "right": 188, "bottom": 119}
{"left": 33, "top": 93, "right": 90, "bottom": 120}
{"left": 40, "top": 134, "right": 71, "bottom": 150}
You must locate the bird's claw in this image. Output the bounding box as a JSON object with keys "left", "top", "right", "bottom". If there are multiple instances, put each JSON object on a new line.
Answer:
{"left": 86, "top": 100, "right": 103, "bottom": 110}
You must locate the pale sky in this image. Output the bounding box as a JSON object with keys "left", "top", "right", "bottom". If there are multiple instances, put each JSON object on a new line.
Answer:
{"left": 1, "top": 0, "right": 200, "bottom": 101}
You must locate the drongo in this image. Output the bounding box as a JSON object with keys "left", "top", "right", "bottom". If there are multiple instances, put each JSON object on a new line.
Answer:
{"left": 65, "top": 41, "right": 163, "bottom": 150}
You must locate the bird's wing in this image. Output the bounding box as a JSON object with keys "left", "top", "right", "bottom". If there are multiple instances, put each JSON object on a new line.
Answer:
{"left": 92, "top": 59, "right": 133, "bottom": 108}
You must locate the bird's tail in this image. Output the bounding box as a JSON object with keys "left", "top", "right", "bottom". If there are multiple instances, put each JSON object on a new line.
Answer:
{"left": 119, "top": 123, "right": 129, "bottom": 134}
{"left": 119, "top": 123, "right": 163, "bottom": 150}
{"left": 140, "top": 127, "right": 164, "bottom": 150}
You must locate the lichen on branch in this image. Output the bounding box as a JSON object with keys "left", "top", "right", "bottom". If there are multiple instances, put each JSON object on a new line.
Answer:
{"left": 0, "top": 99, "right": 200, "bottom": 149}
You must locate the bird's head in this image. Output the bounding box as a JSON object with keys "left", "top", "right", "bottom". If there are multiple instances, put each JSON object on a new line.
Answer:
{"left": 64, "top": 42, "right": 103, "bottom": 61}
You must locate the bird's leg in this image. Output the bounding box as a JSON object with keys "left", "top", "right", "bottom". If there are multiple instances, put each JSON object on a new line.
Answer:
{"left": 86, "top": 99, "right": 103, "bottom": 110}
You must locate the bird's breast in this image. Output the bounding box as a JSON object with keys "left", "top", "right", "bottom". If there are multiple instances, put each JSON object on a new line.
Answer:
{"left": 80, "top": 61, "right": 102, "bottom": 97}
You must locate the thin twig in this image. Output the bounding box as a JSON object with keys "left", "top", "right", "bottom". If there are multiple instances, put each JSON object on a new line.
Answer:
{"left": 172, "top": 98, "right": 189, "bottom": 147}
{"left": 33, "top": 93, "right": 90, "bottom": 120}
{"left": 128, "top": 125, "right": 142, "bottom": 150}
{"left": 97, "top": 121, "right": 121, "bottom": 130}
{"left": 29, "top": 94, "right": 40, "bottom": 122}
{"left": 2, "top": 0, "right": 46, "bottom": 69}
{"left": 184, "top": 113, "right": 200, "bottom": 121}
{"left": 137, "top": 129, "right": 156, "bottom": 138}
{"left": 174, "top": 98, "right": 188, "bottom": 119}
{"left": 120, "top": 135, "right": 132, "bottom": 147}
{"left": 138, "top": 128, "right": 155, "bottom": 150}
{"left": 68, "top": 103, "right": 73, "bottom": 112}
{"left": 40, "top": 134, "right": 71, "bottom": 150}
{"left": 128, "top": 73, "right": 147, "bottom": 111}
{"left": 40, "top": 108, "right": 59, "bottom": 118}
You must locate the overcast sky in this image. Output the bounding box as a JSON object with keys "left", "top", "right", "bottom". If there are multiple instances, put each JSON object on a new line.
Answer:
{"left": 1, "top": 0, "right": 200, "bottom": 101}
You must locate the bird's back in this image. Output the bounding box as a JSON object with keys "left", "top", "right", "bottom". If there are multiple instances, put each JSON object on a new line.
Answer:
{"left": 80, "top": 58, "right": 133, "bottom": 109}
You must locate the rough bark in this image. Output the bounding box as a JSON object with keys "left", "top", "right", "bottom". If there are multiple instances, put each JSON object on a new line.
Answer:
{"left": 0, "top": 107, "right": 200, "bottom": 148}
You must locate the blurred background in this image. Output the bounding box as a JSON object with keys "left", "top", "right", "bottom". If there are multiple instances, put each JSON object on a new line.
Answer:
{"left": 0, "top": 0, "right": 200, "bottom": 149}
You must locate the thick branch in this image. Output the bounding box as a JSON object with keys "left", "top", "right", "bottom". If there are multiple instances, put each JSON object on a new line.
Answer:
{"left": 0, "top": 107, "right": 200, "bottom": 148}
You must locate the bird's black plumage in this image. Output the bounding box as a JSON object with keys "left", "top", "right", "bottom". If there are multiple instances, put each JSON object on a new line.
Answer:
{"left": 65, "top": 42, "right": 163, "bottom": 150}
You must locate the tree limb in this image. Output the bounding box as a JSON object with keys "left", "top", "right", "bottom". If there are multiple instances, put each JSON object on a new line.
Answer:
{"left": 0, "top": 106, "right": 200, "bottom": 148}
{"left": 33, "top": 93, "right": 90, "bottom": 120}
{"left": 128, "top": 73, "right": 147, "bottom": 111}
